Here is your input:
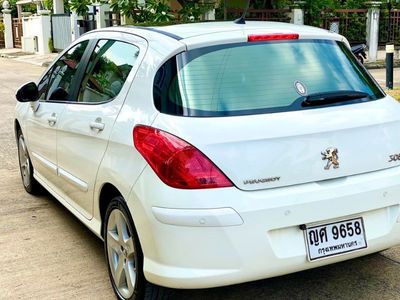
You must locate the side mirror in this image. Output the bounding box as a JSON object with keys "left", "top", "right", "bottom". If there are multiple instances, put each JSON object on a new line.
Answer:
{"left": 16, "top": 82, "right": 39, "bottom": 102}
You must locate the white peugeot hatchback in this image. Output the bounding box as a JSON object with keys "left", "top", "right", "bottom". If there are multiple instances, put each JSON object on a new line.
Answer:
{"left": 15, "top": 21, "right": 400, "bottom": 299}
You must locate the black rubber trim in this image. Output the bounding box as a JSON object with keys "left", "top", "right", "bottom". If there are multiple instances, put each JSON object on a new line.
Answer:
{"left": 126, "top": 25, "right": 183, "bottom": 41}
{"left": 68, "top": 39, "right": 97, "bottom": 102}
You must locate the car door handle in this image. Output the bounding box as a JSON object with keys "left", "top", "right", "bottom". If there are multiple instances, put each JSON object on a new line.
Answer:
{"left": 48, "top": 114, "right": 57, "bottom": 126}
{"left": 90, "top": 119, "right": 105, "bottom": 131}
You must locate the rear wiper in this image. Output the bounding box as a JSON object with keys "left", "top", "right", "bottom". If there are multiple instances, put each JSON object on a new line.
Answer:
{"left": 301, "top": 90, "right": 369, "bottom": 107}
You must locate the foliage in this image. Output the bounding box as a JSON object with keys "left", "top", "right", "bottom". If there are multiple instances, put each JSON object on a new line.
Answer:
{"left": 343, "top": 0, "right": 367, "bottom": 9}
{"left": 342, "top": 14, "right": 366, "bottom": 43}
{"left": 0, "top": 21, "right": 4, "bottom": 32}
{"left": 303, "top": 0, "right": 369, "bottom": 32}
{"left": 379, "top": 7, "right": 400, "bottom": 45}
{"left": 131, "top": 7, "right": 152, "bottom": 22}
{"left": 70, "top": 42, "right": 88, "bottom": 61}
{"left": 126, "top": 20, "right": 179, "bottom": 26}
{"left": 42, "top": 0, "right": 70, "bottom": 12}
{"left": 110, "top": 0, "right": 215, "bottom": 23}
{"left": 109, "top": 0, "right": 138, "bottom": 19}
{"left": 43, "top": 0, "right": 53, "bottom": 11}
{"left": 302, "top": 0, "right": 370, "bottom": 43}
{"left": 48, "top": 38, "right": 54, "bottom": 52}
{"left": 271, "top": 0, "right": 291, "bottom": 9}
{"left": 179, "top": 0, "right": 214, "bottom": 22}
{"left": 303, "top": 0, "right": 338, "bottom": 27}
{"left": 2, "top": 0, "right": 19, "bottom": 17}
{"left": 22, "top": 3, "right": 37, "bottom": 14}
{"left": 110, "top": 0, "right": 175, "bottom": 23}
{"left": 218, "top": 0, "right": 374, "bottom": 17}
{"left": 93, "top": 71, "right": 110, "bottom": 91}
{"left": 224, "top": 0, "right": 246, "bottom": 9}
{"left": 147, "top": 0, "right": 175, "bottom": 22}
{"left": 69, "top": 0, "right": 90, "bottom": 16}
{"left": 386, "top": 88, "right": 400, "bottom": 101}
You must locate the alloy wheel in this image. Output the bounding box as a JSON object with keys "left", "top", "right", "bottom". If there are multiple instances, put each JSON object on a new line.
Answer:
{"left": 18, "top": 135, "right": 31, "bottom": 188}
{"left": 106, "top": 209, "right": 137, "bottom": 299}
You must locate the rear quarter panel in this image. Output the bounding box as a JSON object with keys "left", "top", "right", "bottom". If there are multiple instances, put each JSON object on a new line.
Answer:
{"left": 93, "top": 38, "right": 186, "bottom": 223}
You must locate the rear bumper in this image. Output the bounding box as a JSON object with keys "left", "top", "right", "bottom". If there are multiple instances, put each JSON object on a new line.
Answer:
{"left": 128, "top": 166, "right": 400, "bottom": 289}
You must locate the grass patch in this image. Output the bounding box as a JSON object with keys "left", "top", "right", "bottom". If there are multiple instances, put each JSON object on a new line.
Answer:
{"left": 386, "top": 88, "right": 400, "bottom": 101}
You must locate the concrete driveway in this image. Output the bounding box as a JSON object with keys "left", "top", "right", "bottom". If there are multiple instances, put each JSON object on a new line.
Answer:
{"left": 1, "top": 58, "right": 400, "bottom": 300}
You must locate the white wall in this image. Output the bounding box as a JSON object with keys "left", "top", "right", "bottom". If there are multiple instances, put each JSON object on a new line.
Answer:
{"left": 95, "top": 3, "right": 110, "bottom": 29}
{"left": 2, "top": 10, "right": 13, "bottom": 48}
{"left": 22, "top": 15, "right": 51, "bottom": 54}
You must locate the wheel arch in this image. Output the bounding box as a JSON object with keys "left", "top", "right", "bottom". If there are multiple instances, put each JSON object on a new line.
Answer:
{"left": 99, "top": 182, "right": 123, "bottom": 237}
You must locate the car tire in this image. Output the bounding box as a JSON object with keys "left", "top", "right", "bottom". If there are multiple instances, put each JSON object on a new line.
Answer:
{"left": 104, "top": 196, "right": 173, "bottom": 300}
{"left": 17, "top": 129, "right": 41, "bottom": 194}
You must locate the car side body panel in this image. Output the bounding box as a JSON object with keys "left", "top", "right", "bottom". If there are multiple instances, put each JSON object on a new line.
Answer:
{"left": 56, "top": 32, "right": 149, "bottom": 219}
{"left": 92, "top": 33, "right": 186, "bottom": 226}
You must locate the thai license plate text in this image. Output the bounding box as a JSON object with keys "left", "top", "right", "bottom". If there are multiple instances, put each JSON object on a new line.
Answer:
{"left": 304, "top": 217, "right": 367, "bottom": 261}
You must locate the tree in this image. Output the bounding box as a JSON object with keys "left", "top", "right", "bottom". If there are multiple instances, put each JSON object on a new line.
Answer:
{"left": 109, "top": 0, "right": 175, "bottom": 23}
{"left": 69, "top": 0, "right": 90, "bottom": 16}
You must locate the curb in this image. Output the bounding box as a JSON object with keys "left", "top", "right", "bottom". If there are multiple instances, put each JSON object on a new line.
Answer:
{"left": 1, "top": 53, "right": 54, "bottom": 68}
{"left": 0, "top": 53, "right": 18, "bottom": 59}
{"left": 364, "top": 60, "right": 400, "bottom": 70}
{"left": 13, "top": 57, "right": 53, "bottom": 67}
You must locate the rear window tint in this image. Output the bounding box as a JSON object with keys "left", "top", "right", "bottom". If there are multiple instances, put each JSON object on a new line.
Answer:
{"left": 154, "top": 40, "right": 384, "bottom": 117}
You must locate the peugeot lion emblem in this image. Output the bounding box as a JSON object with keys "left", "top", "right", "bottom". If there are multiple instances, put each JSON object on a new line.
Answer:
{"left": 321, "top": 147, "right": 339, "bottom": 170}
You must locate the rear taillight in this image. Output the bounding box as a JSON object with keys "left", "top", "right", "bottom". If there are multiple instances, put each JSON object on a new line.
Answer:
{"left": 133, "top": 125, "right": 233, "bottom": 189}
{"left": 248, "top": 33, "right": 299, "bottom": 42}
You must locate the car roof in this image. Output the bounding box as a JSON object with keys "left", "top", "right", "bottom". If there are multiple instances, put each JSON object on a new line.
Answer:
{"left": 147, "top": 21, "right": 333, "bottom": 40}
{"left": 95, "top": 21, "right": 346, "bottom": 51}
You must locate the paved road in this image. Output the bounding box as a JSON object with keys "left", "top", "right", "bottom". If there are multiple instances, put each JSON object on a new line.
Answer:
{"left": 368, "top": 67, "right": 400, "bottom": 87}
{"left": 1, "top": 59, "right": 400, "bottom": 300}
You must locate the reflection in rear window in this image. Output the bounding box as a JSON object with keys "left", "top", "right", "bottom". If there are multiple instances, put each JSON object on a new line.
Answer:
{"left": 153, "top": 40, "right": 384, "bottom": 117}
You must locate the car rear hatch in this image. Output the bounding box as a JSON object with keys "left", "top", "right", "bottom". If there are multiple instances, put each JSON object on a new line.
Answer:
{"left": 151, "top": 33, "right": 400, "bottom": 191}
{"left": 153, "top": 98, "right": 400, "bottom": 191}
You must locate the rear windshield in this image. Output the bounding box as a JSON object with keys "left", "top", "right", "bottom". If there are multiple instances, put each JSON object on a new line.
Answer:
{"left": 153, "top": 40, "right": 384, "bottom": 117}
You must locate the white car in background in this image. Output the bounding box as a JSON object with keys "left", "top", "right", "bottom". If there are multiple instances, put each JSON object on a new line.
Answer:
{"left": 14, "top": 21, "right": 400, "bottom": 300}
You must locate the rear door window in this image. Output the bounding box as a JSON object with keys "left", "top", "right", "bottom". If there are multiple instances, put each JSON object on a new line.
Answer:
{"left": 154, "top": 40, "right": 384, "bottom": 117}
{"left": 77, "top": 39, "right": 139, "bottom": 103}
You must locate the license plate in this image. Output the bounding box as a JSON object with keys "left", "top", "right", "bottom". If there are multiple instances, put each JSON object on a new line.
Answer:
{"left": 304, "top": 217, "right": 367, "bottom": 261}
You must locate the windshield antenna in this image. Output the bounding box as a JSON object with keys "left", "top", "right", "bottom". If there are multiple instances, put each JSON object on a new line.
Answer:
{"left": 234, "top": 0, "right": 250, "bottom": 24}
